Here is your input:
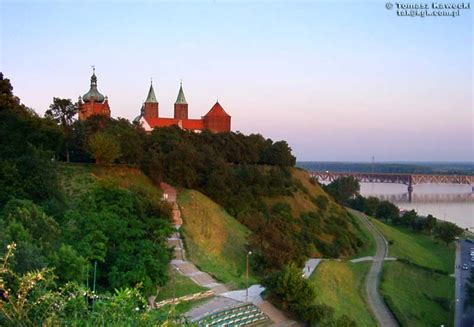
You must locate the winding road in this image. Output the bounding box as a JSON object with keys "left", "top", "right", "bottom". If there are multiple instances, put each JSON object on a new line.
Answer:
{"left": 348, "top": 209, "right": 399, "bottom": 327}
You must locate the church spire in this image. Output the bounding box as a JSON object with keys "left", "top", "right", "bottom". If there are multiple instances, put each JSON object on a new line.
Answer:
{"left": 175, "top": 80, "right": 187, "bottom": 105}
{"left": 145, "top": 80, "right": 158, "bottom": 103}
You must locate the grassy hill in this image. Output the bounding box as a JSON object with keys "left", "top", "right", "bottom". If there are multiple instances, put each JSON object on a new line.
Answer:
{"left": 59, "top": 163, "right": 165, "bottom": 207}
{"left": 371, "top": 218, "right": 454, "bottom": 273}
{"left": 381, "top": 261, "right": 454, "bottom": 327}
{"left": 309, "top": 261, "right": 376, "bottom": 326}
{"left": 265, "top": 168, "right": 374, "bottom": 258}
{"left": 371, "top": 218, "right": 455, "bottom": 326}
{"left": 177, "top": 189, "right": 256, "bottom": 289}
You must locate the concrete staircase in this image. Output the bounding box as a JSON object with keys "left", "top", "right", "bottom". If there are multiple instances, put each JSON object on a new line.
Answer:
{"left": 162, "top": 183, "right": 229, "bottom": 295}
{"left": 186, "top": 297, "right": 269, "bottom": 326}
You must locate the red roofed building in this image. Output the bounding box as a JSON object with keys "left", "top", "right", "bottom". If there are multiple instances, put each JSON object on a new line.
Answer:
{"left": 135, "top": 82, "right": 231, "bottom": 133}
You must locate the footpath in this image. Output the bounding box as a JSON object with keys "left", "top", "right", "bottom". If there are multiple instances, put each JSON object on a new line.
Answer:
{"left": 161, "top": 182, "right": 229, "bottom": 295}
{"left": 160, "top": 183, "right": 295, "bottom": 326}
{"left": 348, "top": 209, "right": 399, "bottom": 327}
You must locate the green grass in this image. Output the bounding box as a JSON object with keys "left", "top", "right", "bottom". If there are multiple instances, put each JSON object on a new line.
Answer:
{"left": 155, "top": 268, "right": 208, "bottom": 302}
{"left": 381, "top": 261, "right": 454, "bottom": 327}
{"left": 177, "top": 189, "right": 257, "bottom": 289}
{"left": 58, "top": 163, "right": 163, "bottom": 205}
{"left": 309, "top": 261, "right": 376, "bottom": 326}
{"left": 371, "top": 218, "right": 454, "bottom": 273}
{"left": 154, "top": 297, "right": 212, "bottom": 317}
{"left": 348, "top": 211, "right": 377, "bottom": 258}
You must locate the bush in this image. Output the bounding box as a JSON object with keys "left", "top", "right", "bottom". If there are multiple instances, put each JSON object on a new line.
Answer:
{"left": 313, "top": 195, "right": 329, "bottom": 211}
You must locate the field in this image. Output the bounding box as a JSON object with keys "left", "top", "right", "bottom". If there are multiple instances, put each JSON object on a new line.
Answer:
{"left": 371, "top": 218, "right": 455, "bottom": 273}
{"left": 309, "top": 261, "right": 376, "bottom": 326}
{"left": 177, "top": 189, "right": 257, "bottom": 289}
{"left": 381, "top": 261, "right": 454, "bottom": 327}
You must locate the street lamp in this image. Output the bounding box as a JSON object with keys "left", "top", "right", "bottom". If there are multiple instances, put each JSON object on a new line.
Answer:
{"left": 246, "top": 251, "right": 252, "bottom": 302}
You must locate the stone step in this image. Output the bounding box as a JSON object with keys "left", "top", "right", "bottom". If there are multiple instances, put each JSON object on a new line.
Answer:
{"left": 167, "top": 239, "right": 181, "bottom": 247}
{"left": 191, "top": 272, "right": 216, "bottom": 286}
{"left": 174, "top": 262, "right": 200, "bottom": 275}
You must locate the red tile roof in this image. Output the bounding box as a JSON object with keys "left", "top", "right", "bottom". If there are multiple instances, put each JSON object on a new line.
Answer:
{"left": 145, "top": 117, "right": 204, "bottom": 130}
{"left": 182, "top": 119, "right": 204, "bottom": 130}
{"left": 146, "top": 117, "right": 179, "bottom": 127}
{"left": 204, "top": 102, "right": 230, "bottom": 117}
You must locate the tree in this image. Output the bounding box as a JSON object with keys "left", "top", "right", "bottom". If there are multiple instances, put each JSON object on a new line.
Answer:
{"left": 0, "top": 243, "right": 182, "bottom": 326}
{"left": 364, "top": 196, "right": 380, "bottom": 217}
{"left": 63, "top": 185, "right": 172, "bottom": 294}
{"left": 325, "top": 176, "right": 360, "bottom": 205}
{"left": 375, "top": 201, "right": 399, "bottom": 221}
{"left": 400, "top": 209, "right": 417, "bottom": 227}
{"left": 434, "top": 221, "right": 463, "bottom": 246}
{"left": 261, "top": 141, "right": 296, "bottom": 166}
{"left": 50, "top": 244, "right": 88, "bottom": 284}
{"left": 423, "top": 214, "right": 438, "bottom": 234}
{"left": 1, "top": 199, "right": 61, "bottom": 273}
{"left": 1, "top": 74, "right": 63, "bottom": 160}
{"left": 264, "top": 263, "right": 316, "bottom": 315}
{"left": 45, "top": 98, "right": 77, "bottom": 162}
{"left": 87, "top": 132, "right": 121, "bottom": 164}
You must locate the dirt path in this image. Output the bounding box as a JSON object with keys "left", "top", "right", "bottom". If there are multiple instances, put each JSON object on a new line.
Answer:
{"left": 348, "top": 209, "right": 398, "bottom": 327}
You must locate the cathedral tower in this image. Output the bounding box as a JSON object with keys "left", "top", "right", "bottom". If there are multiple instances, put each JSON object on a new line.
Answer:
{"left": 78, "top": 68, "right": 111, "bottom": 121}
{"left": 174, "top": 81, "right": 188, "bottom": 120}
{"left": 143, "top": 81, "right": 159, "bottom": 119}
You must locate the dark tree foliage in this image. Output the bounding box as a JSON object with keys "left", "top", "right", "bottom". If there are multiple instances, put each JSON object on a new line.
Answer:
{"left": 0, "top": 74, "right": 63, "bottom": 160}
{"left": 0, "top": 74, "right": 174, "bottom": 296}
{"left": 375, "top": 201, "right": 399, "bottom": 221}
{"left": 0, "top": 199, "right": 61, "bottom": 274}
{"left": 45, "top": 98, "right": 77, "bottom": 162}
{"left": 325, "top": 176, "right": 360, "bottom": 205}
{"left": 434, "top": 221, "right": 463, "bottom": 246}
{"left": 62, "top": 184, "right": 173, "bottom": 293}
{"left": 264, "top": 263, "right": 357, "bottom": 326}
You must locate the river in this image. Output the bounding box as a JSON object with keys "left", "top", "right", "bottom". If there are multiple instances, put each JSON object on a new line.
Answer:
{"left": 358, "top": 183, "right": 473, "bottom": 229}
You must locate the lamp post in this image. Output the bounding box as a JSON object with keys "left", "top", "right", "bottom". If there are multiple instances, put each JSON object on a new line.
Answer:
{"left": 246, "top": 251, "right": 252, "bottom": 302}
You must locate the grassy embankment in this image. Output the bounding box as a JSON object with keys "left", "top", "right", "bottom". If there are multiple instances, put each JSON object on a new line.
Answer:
{"left": 267, "top": 169, "right": 377, "bottom": 325}
{"left": 266, "top": 168, "right": 375, "bottom": 258}
{"left": 371, "top": 218, "right": 455, "bottom": 327}
{"left": 177, "top": 189, "right": 256, "bottom": 289}
{"left": 59, "top": 163, "right": 206, "bottom": 300}
{"left": 155, "top": 267, "right": 207, "bottom": 301}
{"left": 59, "top": 163, "right": 164, "bottom": 205}
{"left": 309, "top": 261, "right": 376, "bottom": 326}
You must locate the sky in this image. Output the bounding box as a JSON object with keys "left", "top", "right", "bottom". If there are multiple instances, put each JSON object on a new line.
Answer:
{"left": 1, "top": 0, "right": 472, "bottom": 161}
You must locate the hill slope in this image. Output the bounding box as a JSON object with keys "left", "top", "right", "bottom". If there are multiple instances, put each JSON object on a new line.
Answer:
{"left": 263, "top": 168, "right": 371, "bottom": 258}
{"left": 59, "top": 163, "right": 165, "bottom": 208}
{"left": 309, "top": 261, "right": 376, "bottom": 326}
{"left": 177, "top": 189, "right": 255, "bottom": 289}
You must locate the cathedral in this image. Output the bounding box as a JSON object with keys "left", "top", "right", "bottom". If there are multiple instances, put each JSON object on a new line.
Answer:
{"left": 78, "top": 69, "right": 231, "bottom": 133}
{"left": 134, "top": 82, "right": 231, "bottom": 133}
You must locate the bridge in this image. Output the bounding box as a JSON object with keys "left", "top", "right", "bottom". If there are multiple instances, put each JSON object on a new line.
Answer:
{"left": 376, "top": 192, "right": 474, "bottom": 204}
{"left": 310, "top": 171, "right": 474, "bottom": 201}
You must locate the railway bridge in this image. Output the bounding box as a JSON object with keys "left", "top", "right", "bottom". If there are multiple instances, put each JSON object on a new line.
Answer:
{"left": 309, "top": 171, "right": 474, "bottom": 201}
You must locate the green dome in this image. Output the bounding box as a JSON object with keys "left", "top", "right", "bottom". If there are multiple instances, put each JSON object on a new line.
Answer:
{"left": 83, "top": 71, "right": 105, "bottom": 103}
